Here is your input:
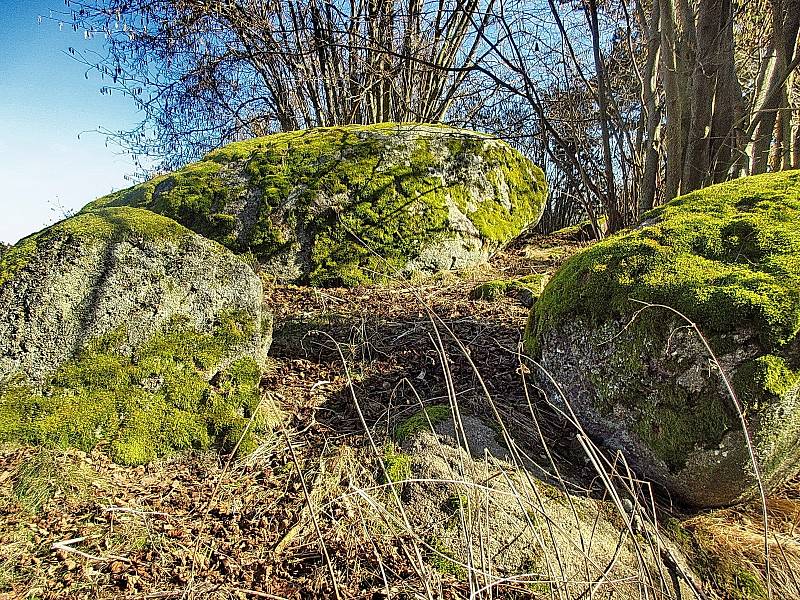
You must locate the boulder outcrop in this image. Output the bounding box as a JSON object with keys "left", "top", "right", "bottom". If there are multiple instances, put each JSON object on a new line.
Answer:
{"left": 0, "top": 207, "right": 275, "bottom": 464}
{"left": 526, "top": 171, "right": 800, "bottom": 507}
{"left": 84, "top": 123, "right": 547, "bottom": 286}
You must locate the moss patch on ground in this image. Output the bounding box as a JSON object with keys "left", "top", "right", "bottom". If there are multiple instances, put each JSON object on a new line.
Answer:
{"left": 394, "top": 404, "right": 451, "bottom": 444}
{"left": 85, "top": 124, "right": 546, "bottom": 286}
{"left": 470, "top": 274, "right": 549, "bottom": 304}
{"left": 0, "top": 312, "right": 276, "bottom": 465}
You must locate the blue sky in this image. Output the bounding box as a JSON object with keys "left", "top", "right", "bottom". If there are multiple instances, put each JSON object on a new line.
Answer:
{"left": 1, "top": 1, "right": 140, "bottom": 244}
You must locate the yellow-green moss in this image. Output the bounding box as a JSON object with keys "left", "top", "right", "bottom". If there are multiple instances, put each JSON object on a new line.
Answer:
{"left": 734, "top": 355, "right": 799, "bottom": 407}
{"left": 85, "top": 124, "right": 547, "bottom": 286}
{"left": 528, "top": 171, "right": 800, "bottom": 352}
{"left": 88, "top": 162, "right": 242, "bottom": 245}
{"left": 0, "top": 312, "right": 273, "bottom": 465}
{"left": 381, "top": 442, "right": 412, "bottom": 483}
{"left": 394, "top": 404, "right": 451, "bottom": 443}
{"left": 444, "top": 135, "right": 547, "bottom": 243}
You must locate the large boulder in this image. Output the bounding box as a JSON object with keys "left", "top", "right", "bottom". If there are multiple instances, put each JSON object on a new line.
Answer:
{"left": 0, "top": 207, "right": 275, "bottom": 464}
{"left": 83, "top": 123, "right": 547, "bottom": 286}
{"left": 525, "top": 171, "right": 800, "bottom": 507}
{"left": 380, "top": 411, "right": 696, "bottom": 597}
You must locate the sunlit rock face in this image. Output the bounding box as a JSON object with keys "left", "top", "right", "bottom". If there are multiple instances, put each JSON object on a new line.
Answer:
{"left": 526, "top": 171, "right": 800, "bottom": 507}
{"left": 85, "top": 123, "right": 547, "bottom": 286}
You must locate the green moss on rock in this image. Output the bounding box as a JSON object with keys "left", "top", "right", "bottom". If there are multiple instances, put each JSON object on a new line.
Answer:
{"left": 528, "top": 171, "right": 800, "bottom": 352}
{"left": 0, "top": 313, "right": 277, "bottom": 465}
{"left": 394, "top": 405, "right": 451, "bottom": 443}
{"left": 526, "top": 171, "right": 800, "bottom": 506}
{"left": 85, "top": 124, "right": 547, "bottom": 286}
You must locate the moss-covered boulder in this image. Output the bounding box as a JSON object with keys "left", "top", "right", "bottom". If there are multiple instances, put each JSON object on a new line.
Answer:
{"left": 83, "top": 123, "right": 547, "bottom": 286}
{"left": 525, "top": 171, "right": 800, "bottom": 507}
{"left": 0, "top": 208, "right": 275, "bottom": 464}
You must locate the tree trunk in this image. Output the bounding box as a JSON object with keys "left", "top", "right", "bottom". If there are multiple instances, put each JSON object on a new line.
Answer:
{"left": 710, "top": 0, "right": 742, "bottom": 183}
{"left": 587, "top": 0, "right": 624, "bottom": 233}
{"left": 659, "top": 0, "right": 691, "bottom": 201}
{"left": 682, "top": 0, "right": 725, "bottom": 193}
{"left": 747, "top": 0, "right": 800, "bottom": 173}
{"left": 638, "top": 0, "right": 662, "bottom": 216}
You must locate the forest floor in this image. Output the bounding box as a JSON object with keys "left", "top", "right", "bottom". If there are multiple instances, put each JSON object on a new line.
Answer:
{"left": 2, "top": 230, "right": 799, "bottom": 600}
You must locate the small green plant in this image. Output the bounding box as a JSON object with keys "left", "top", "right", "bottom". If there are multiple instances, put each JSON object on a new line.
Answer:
{"left": 444, "top": 493, "right": 469, "bottom": 515}
{"left": 428, "top": 537, "right": 467, "bottom": 578}
{"left": 11, "top": 449, "right": 88, "bottom": 514}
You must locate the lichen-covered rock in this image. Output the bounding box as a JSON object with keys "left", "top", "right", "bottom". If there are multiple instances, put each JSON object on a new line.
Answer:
{"left": 525, "top": 171, "right": 800, "bottom": 507}
{"left": 84, "top": 123, "right": 547, "bottom": 286}
{"left": 0, "top": 207, "right": 275, "bottom": 464}
{"left": 389, "top": 412, "right": 695, "bottom": 597}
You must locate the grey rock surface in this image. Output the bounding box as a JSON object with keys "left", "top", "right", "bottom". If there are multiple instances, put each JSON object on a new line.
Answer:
{"left": 396, "top": 416, "right": 695, "bottom": 597}
{"left": 534, "top": 315, "right": 800, "bottom": 508}
{"left": 0, "top": 207, "right": 271, "bottom": 385}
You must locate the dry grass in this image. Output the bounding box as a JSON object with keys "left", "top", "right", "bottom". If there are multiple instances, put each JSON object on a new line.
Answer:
{"left": 0, "top": 231, "right": 794, "bottom": 599}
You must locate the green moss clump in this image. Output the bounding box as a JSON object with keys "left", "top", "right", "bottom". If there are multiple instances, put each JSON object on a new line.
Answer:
{"left": 394, "top": 405, "right": 451, "bottom": 443}
{"left": 85, "top": 124, "right": 546, "bottom": 286}
{"left": 381, "top": 442, "right": 412, "bottom": 484}
{"left": 428, "top": 537, "right": 467, "bottom": 578}
{"left": 528, "top": 171, "right": 800, "bottom": 353}
{"left": 667, "top": 519, "right": 768, "bottom": 600}
{"left": 0, "top": 236, "right": 38, "bottom": 288}
{"left": 444, "top": 136, "right": 547, "bottom": 244}
{"left": 0, "top": 312, "right": 274, "bottom": 465}
{"left": 470, "top": 279, "right": 509, "bottom": 301}
{"left": 734, "top": 355, "right": 799, "bottom": 409}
